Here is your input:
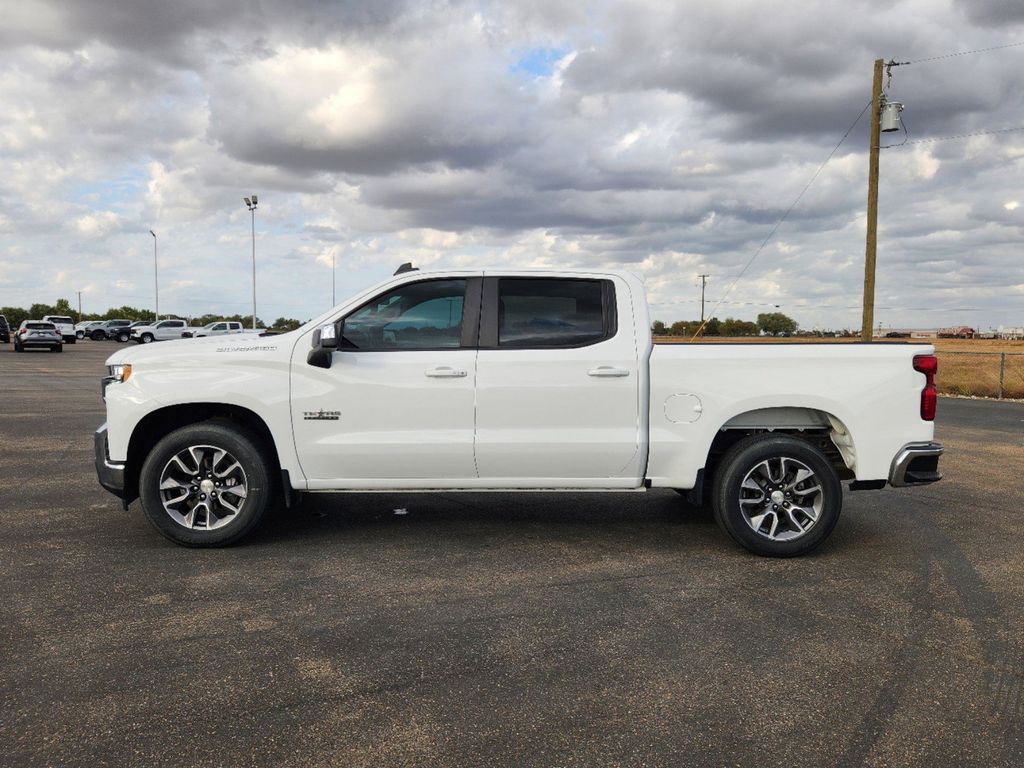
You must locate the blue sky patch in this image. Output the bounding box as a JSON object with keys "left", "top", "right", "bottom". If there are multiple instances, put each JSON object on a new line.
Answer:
{"left": 509, "top": 46, "right": 571, "bottom": 78}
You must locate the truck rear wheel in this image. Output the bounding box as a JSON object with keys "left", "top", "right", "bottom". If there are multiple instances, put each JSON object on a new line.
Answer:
{"left": 712, "top": 434, "right": 841, "bottom": 557}
{"left": 139, "top": 421, "right": 273, "bottom": 547}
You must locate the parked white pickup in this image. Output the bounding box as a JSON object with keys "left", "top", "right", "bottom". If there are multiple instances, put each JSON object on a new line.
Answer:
{"left": 130, "top": 319, "right": 188, "bottom": 344}
{"left": 181, "top": 321, "right": 263, "bottom": 338}
{"left": 96, "top": 268, "right": 942, "bottom": 555}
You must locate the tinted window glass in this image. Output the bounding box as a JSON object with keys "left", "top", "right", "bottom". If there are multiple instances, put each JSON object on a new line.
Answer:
{"left": 49, "top": 317, "right": 72, "bottom": 324}
{"left": 498, "top": 279, "right": 607, "bottom": 348}
{"left": 343, "top": 279, "right": 466, "bottom": 350}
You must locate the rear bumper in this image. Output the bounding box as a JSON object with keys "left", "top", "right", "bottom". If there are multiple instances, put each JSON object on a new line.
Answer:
{"left": 889, "top": 442, "right": 943, "bottom": 487}
{"left": 94, "top": 423, "right": 127, "bottom": 501}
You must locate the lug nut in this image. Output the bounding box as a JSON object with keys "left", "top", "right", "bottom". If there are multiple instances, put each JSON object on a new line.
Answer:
{"left": 772, "top": 504, "right": 779, "bottom": 511}
{"left": 200, "top": 493, "right": 206, "bottom": 500}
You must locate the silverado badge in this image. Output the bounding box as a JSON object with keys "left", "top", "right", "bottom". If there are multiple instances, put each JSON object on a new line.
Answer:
{"left": 303, "top": 409, "right": 340, "bottom": 421}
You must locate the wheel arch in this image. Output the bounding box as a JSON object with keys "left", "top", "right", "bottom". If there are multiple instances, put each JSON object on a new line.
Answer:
{"left": 688, "top": 406, "right": 856, "bottom": 506}
{"left": 124, "top": 403, "right": 280, "bottom": 503}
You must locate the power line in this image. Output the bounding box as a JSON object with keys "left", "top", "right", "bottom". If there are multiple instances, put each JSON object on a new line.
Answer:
{"left": 883, "top": 125, "right": 1024, "bottom": 148}
{"left": 903, "top": 40, "right": 1024, "bottom": 65}
{"left": 688, "top": 100, "right": 872, "bottom": 340}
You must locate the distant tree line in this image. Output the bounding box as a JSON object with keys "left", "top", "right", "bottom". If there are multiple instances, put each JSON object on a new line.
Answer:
{"left": 0, "top": 298, "right": 306, "bottom": 332}
{"left": 652, "top": 312, "right": 799, "bottom": 337}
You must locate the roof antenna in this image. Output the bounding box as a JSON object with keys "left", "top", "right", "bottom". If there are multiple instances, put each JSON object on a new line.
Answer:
{"left": 394, "top": 262, "right": 418, "bottom": 275}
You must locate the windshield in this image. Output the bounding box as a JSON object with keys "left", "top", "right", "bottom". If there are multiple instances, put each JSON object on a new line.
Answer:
{"left": 26, "top": 322, "right": 55, "bottom": 330}
{"left": 48, "top": 317, "right": 72, "bottom": 324}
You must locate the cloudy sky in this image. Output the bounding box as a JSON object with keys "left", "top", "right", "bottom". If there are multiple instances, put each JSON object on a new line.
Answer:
{"left": 1, "top": 0, "right": 1022, "bottom": 330}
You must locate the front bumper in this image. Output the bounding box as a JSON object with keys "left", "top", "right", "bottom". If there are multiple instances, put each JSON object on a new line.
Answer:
{"left": 94, "top": 423, "right": 127, "bottom": 502}
{"left": 889, "top": 442, "right": 943, "bottom": 487}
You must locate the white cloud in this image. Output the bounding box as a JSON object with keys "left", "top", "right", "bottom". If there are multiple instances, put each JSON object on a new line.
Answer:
{"left": 0, "top": 0, "right": 1021, "bottom": 330}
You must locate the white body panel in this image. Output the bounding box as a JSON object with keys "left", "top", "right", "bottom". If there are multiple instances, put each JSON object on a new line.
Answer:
{"left": 102, "top": 268, "right": 936, "bottom": 494}
{"left": 290, "top": 348, "right": 479, "bottom": 485}
{"left": 473, "top": 272, "right": 645, "bottom": 486}
{"left": 646, "top": 342, "right": 934, "bottom": 487}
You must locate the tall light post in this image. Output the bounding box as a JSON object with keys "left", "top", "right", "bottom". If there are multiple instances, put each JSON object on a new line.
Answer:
{"left": 332, "top": 249, "right": 336, "bottom": 306}
{"left": 149, "top": 230, "right": 159, "bottom": 321}
{"left": 243, "top": 195, "right": 258, "bottom": 329}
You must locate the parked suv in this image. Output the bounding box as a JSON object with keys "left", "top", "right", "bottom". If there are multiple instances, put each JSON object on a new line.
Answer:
{"left": 14, "top": 321, "right": 62, "bottom": 352}
{"left": 131, "top": 319, "right": 188, "bottom": 344}
{"left": 42, "top": 315, "right": 77, "bottom": 344}
{"left": 90, "top": 320, "right": 133, "bottom": 341}
{"left": 0, "top": 315, "right": 9, "bottom": 344}
{"left": 76, "top": 320, "right": 103, "bottom": 339}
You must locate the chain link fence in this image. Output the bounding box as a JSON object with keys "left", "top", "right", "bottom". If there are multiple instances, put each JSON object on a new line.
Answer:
{"left": 936, "top": 351, "right": 1024, "bottom": 399}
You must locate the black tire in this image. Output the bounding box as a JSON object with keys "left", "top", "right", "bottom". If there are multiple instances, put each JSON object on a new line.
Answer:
{"left": 141, "top": 333, "right": 154, "bottom": 344}
{"left": 139, "top": 421, "right": 274, "bottom": 547}
{"left": 76, "top": 331, "right": 84, "bottom": 339}
{"left": 52, "top": 345, "right": 62, "bottom": 353}
{"left": 14, "top": 341, "right": 22, "bottom": 352}
{"left": 712, "top": 434, "right": 842, "bottom": 557}
{"left": 91, "top": 330, "right": 105, "bottom": 340}
{"left": 117, "top": 331, "right": 130, "bottom": 342}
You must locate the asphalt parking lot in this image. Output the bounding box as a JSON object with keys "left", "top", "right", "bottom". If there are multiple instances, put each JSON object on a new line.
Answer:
{"left": 1, "top": 341, "right": 1022, "bottom": 767}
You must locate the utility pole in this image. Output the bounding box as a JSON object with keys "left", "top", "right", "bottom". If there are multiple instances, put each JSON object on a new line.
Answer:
{"left": 332, "top": 250, "right": 336, "bottom": 306}
{"left": 244, "top": 195, "right": 258, "bottom": 329}
{"left": 697, "top": 274, "right": 710, "bottom": 333}
{"left": 861, "top": 58, "right": 884, "bottom": 342}
{"left": 76, "top": 291, "right": 82, "bottom": 321}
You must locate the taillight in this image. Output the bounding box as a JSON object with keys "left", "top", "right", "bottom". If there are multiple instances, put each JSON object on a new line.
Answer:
{"left": 913, "top": 354, "right": 937, "bottom": 421}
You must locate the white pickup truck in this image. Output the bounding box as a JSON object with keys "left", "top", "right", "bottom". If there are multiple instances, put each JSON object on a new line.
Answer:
{"left": 95, "top": 268, "right": 942, "bottom": 556}
{"left": 130, "top": 318, "right": 188, "bottom": 344}
{"left": 181, "top": 320, "right": 263, "bottom": 338}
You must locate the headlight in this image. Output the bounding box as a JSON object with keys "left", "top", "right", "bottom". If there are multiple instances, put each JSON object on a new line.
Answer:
{"left": 108, "top": 364, "right": 132, "bottom": 382}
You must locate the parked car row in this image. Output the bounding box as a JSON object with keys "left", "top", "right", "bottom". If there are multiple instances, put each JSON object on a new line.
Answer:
{"left": 4, "top": 316, "right": 267, "bottom": 348}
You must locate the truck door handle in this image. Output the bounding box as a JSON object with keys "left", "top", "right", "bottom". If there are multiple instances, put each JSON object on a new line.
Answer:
{"left": 588, "top": 366, "right": 630, "bottom": 378}
{"left": 425, "top": 366, "right": 468, "bottom": 378}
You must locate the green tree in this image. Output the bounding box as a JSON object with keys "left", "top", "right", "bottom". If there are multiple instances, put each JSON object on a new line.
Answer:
{"left": 651, "top": 320, "right": 668, "bottom": 336}
{"left": 272, "top": 317, "right": 303, "bottom": 332}
{"left": 720, "top": 317, "right": 759, "bottom": 336}
{"left": 756, "top": 312, "right": 798, "bottom": 336}
{"left": 669, "top": 320, "right": 697, "bottom": 336}
{"left": 703, "top": 317, "right": 721, "bottom": 336}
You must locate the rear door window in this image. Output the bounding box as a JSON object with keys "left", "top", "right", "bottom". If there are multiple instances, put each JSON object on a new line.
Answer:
{"left": 490, "top": 278, "right": 614, "bottom": 348}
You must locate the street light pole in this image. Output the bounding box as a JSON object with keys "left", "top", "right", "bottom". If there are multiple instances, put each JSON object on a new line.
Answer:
{"left": 244, "top": 195, "right": 258, "bottom": 329}
{"left": 149, "top": 230, "right": 158, "bottom": 321}
{"left": 332, "top": 249, "right": 336, "bottom": 306}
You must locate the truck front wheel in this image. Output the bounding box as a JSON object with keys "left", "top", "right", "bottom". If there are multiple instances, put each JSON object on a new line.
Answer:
{"left": 712, "top": 434, "right": 842, "bottom": 557}
{"left": 139, "top": 421, "right": 273, "bottom": 547}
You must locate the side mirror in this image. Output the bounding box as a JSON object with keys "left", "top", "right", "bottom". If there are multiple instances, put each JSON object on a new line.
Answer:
{"left": 307, "top": 323, "right": 338, "bottom": 369}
